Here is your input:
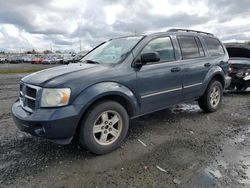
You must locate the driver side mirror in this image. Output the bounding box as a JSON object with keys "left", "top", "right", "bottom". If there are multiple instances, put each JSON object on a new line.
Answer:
{"left": 135, "top": 52, "right": 160, "bottom": 66}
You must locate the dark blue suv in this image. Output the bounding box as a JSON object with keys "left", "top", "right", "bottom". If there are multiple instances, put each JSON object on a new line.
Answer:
{"left": 12, "top": 29, "right": 231, "bottom": 154}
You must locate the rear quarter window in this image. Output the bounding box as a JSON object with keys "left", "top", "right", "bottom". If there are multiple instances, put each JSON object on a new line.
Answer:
{"left": 203, "top": 36, "right": 225, "bottom": 56}
{"left": 177, "top": 36, "right": 200, "bottom": 59}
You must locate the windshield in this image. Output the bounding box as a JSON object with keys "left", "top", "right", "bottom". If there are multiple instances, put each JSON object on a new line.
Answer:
{"left": 80, "top": 36, "right": 142, "bottom": 64}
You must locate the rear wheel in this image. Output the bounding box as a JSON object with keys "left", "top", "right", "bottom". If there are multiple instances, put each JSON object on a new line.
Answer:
{"left": 79, "top": 101, "right": 129, "bottom": 155}
{"left": 198, "top": 80, "right": 223, "bottom": 113}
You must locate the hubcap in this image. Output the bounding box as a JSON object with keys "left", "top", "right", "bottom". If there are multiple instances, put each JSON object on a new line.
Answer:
{"left": 93, "top": 110, "right": 122, "bottom": 145}
{"left": 210, "top": 85, "right": 221, "bottom": 108}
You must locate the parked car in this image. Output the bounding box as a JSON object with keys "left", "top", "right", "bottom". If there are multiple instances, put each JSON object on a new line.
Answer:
{"left": 226, "top": 45, "right": 250, "bottom": 91}
{"left": 54, "top": 56, "right": 64, "bottom": 64}
{"left": 22, "top": 55, "right": 34, "bottom": 63}
{"left": 42, "top": 56, "right": 55, "bottom": 64}
{"left": 7, "top": 56, "right": 23, "bottom": 64}
{"left": 0, "top": 56, "right": 7, "bottom": 63}
{"left": 69, "top": 52, "right": 86, "bottom": 63}
{"left": 31, "top": 57, "right": 44, "bottom": 64}
{"left": 61, "top": 54, "right": 74, "bottom": 64}
{"left": 12, "top": 29, "right": 230, "bottom": 154}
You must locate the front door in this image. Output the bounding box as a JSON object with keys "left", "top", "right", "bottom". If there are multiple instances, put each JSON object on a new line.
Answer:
{"left": 136, "top": 36, "right": 183, "bottom": 114}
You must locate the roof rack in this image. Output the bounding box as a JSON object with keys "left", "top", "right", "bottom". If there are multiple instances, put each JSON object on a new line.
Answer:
{"left": 167, "top": 28, "right": 214, "bottom": 36}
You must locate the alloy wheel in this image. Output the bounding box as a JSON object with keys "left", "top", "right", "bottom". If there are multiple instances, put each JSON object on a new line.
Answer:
{"left": 210, "top": 85, "right": 221, "bottom": 108}
{"left": 93, "top": 110, "right": 122, "bottom": 146}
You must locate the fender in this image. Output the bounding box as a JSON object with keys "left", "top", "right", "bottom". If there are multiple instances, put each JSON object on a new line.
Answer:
{"left": 200, "top": 65, "right": 226, "bottom": 94}
{"left": 73, "top": 82, "right": 140, "bottom": 117}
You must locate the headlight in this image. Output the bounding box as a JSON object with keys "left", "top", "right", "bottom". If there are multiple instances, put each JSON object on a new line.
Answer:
{"left": 41, "top": 88, "right": 71, "bottom": 107}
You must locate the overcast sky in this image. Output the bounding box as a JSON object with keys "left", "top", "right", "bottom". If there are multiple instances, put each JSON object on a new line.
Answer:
{"left": 0, "top": 0, "right": 249, "bottom": 52}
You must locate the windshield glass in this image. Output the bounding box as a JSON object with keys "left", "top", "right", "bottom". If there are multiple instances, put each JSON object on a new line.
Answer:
{"left": 80, "top": 36, "right": 142, "bottom": 64}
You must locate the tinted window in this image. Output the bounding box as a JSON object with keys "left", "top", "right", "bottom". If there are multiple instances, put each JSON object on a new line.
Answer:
{"left": 196, "top": 37, "right": 205, "bottom": 57}
{"left": 141, "top": 37, "right": 175, "bottom": 62}
{"left": 203, "top": 37, "right": 225, "bottom": 56}
{"left": 177, "top": 36, "right": 200, "bottom": 59}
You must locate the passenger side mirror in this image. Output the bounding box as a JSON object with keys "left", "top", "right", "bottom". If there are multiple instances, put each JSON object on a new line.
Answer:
{"left": 135, "top": 52, "right": 160, "bottom": 66}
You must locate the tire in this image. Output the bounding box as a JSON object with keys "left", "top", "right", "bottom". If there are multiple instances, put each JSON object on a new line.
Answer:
{"left": 198, "top": 80, "right": 223, "bottom": 113}
{"left": 79, "top": 100, "right": 129, "bottom": 155}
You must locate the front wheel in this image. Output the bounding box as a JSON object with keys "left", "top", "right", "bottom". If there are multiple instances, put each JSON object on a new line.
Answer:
{"left": 198, "top": 80, "right": 223, "bottom": 113}
{"left": 79, "top": 101, "right": 129, "bottom": 155}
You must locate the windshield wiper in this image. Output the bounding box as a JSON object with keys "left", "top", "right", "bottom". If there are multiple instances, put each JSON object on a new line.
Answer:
{"left": 84, "top": 60, "right": 100, "bottom": 64}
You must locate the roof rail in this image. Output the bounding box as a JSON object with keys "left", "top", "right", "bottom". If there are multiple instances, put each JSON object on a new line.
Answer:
{"left": 167, "top": 28, "right": 214, "bottom": 36}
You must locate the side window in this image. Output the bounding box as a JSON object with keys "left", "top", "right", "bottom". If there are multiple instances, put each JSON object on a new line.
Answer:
{"left": 141, "top": 37, "right": 175, "bottom": 63}
{"left": 203, "top": 36, "right": 225, "bottom": 56}
{"left": 177, "top": 36, "right": 200, "bottom": 59}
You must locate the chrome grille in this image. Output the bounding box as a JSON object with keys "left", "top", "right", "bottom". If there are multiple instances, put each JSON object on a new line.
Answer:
{"left": 19, "top": 83, "right": 40, "bottom": 113}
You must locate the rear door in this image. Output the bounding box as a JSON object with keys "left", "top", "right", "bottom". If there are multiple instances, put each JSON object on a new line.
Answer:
{"left": 136, "top": 36, "right": 183, "bottom": 114}
{"left": 177, "top": 35, "right": 209, "bottom": 100}
{"left": 203, "top": 36, "right": 228, "bottom": 73}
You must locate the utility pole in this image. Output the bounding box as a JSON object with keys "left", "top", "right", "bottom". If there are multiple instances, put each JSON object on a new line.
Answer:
{"left": 80, "top": 39, "right": 82, "bottom": 52}
{"left": 50, "top": 43, "right": 53, "bottom": 53}
{"left": 134, "top": 29, "right": 137, "bottom": 35}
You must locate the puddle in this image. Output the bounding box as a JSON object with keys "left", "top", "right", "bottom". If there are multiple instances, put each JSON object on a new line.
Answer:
{"left": 171, "top": 104, "right": 201, "bottom": 114}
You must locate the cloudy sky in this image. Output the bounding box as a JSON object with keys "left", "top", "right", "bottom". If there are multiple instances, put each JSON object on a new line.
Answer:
{"left": 0, "top": 0, "right": 249, "bottom": 52}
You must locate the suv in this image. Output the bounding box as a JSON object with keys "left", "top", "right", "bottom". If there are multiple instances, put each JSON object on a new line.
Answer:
{"left": 12, "top": 29, "right": 230, "bottom": 154}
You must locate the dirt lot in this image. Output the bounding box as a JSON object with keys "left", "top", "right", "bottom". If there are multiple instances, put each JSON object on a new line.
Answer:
{"left": 0, "top": 71, "right": 250, "bottom": 188}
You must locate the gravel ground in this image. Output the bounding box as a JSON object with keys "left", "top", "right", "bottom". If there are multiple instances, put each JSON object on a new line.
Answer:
{"left": 0, "top": 72, "right": 250, "bottom": 188}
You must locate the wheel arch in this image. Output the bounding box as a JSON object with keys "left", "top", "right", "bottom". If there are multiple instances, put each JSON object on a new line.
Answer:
{"left": 201, "top": 66, "right": 226, "bottom": 95}
{"left": 72, "top": 82, "right": 140, "bottom": 137}
{"left": 82, "top": 94, "right": 137, "bottom": 117}
{"left": 211, "top": 74, "right": 225, "bottom": 88}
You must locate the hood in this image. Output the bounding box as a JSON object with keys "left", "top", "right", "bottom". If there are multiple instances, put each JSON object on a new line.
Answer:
{"left": 22, "top": 63, "right": 110, "bottom": 87}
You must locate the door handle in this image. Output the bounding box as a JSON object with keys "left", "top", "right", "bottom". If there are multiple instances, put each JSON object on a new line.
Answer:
{"left": 204, "top": 63, "right": 211, "bottom": 67}
{"left": 171, "top": 67, "right": 181, "bottom": 72}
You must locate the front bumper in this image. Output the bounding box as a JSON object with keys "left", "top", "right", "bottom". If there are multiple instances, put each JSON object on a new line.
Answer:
{"left": 12, "top": 101, "right": 83, "bottom": 144}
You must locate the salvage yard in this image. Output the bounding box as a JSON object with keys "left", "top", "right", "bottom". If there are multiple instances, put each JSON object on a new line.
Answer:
{"left": 0, "top": 68, "right": 250, "bottom": 188}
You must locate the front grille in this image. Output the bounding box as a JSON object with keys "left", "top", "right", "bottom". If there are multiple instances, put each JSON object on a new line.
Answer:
{"left": 26, "top": 98, "right": 36, "bottom": 109}
{"left": 26, "top": 86, "right": 37, "bottom": 99}
{"left": 19, "top": 83, "right": 40, "bottom": 113}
